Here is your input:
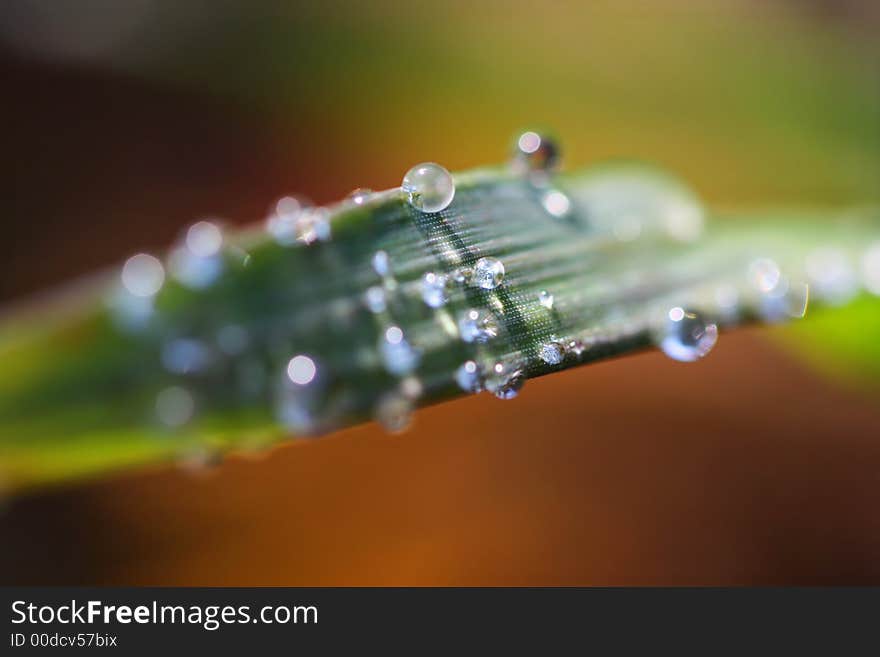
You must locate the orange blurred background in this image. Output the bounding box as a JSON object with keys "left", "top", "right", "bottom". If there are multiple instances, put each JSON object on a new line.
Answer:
{"left": 1, "top": 0, "right": 879, "bottom": 584}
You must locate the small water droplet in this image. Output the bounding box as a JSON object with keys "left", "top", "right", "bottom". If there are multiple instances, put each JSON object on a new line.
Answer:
{"left": 487, "top": 361, "right": 525, "bottom": 400}
{"left": 458, "top": 308, "right": 499, "bottom": 343}
{"left": 568, "top": 338, "right": 588, "bottom": 357}
{"left": 402, "top": 162, "right": 455, "bottom": 213}
{"left": 275, "top": 194, "right": 311, "bottom": 217}
{"left": 538, "top": 290, "right": 554, "bottom": 309}
{"left": 512, "top": 131, "right": 560, "bottom": 174}
{"left": 364, "top": 285, "right": 387, "bottom": 314}
{"left": 295, "top": 207, "right": 331, "bottom": 244}
{"left": 455, "top": 360, "right": 483, "bottom": 393}
{"left": 156, "top": 386, "right": 195, "bottom": 427}
{"left": 541, "top": 189, "right": 571, "bottom": 218}
{"left": 287, "top": 354, "right": 317, "bottom": 385}
{"left": 538, "top": 341, "right": 565, "bottom": 365}
{"left": 471, "top": 257, "right": 505, "bottom": 290}
{"left": 760, "top": 280, "right": 809, "bottom": 322}
{"left": 380, "top": 325, "right": 420, "bottom": 376}
{"left": 169, "top": 223, "right": 225, "bottom": 289}
{"left": 186, "top": 220, "right": 223, "bottom": 258}
{"left": 659, "top": 307, "right": 718, "bottom": 362}
{"left": 749, "top": 258, "right": 782, "bottom": 294}
{"left": 375, "top": 393, "right": 413, "bottom": 434}
{"left": 372, "top": 250, "right": 391, "bottom": 278}
{"left": 347, "top": 188, "right": 374, "bottom": 205}
{"left": 121, "top": 253, "right": 164, "bottom": 298}
{"left": 421, "top": 272, "right": 450, "bottom": 308}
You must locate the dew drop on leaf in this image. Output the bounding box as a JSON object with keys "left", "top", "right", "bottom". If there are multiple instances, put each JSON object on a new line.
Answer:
{"left": 402, "top": 162, "right": 455, "bottom": 213}
{"left": 658, "top": 307, "right": 718, "bottom": 362}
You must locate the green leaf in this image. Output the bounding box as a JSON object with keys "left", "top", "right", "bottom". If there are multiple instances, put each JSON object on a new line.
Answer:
{"left": 0, "top": 162, "right": 878, "bottom": 495}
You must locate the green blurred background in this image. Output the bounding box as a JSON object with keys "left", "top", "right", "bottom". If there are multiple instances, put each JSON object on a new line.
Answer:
{"left": 1, "top": 0, "right": 879, "bottom": 584}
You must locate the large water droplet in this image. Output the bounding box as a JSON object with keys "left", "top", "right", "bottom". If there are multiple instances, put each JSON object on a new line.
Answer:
{"left": 121, "top": 253, "right": 165, "bottom": 298}
{"left": 375, "top": 393, "right": 413, "bottom": 434}
{"left": 471, "top": 257, "right": 505, "bottom": 290}
{"left": 421, "top": 272, "right": 449, "bottom": 308}
{"left": 512, "top": 131, "right": 560, "bottom": 174}
{"left": 538, "top": 341, "right": 565, "bottom": 366}
{"left": 402, "top": 162, "right": 455, "bottom": 213}
{"left": 659, "top": 307, "right": 718, "bottom": 362}
{"left": 455, "top": 360, "right": 483, "bottom": 393}
{"left": 458, "top": 308, "right": 499, "bottom": 343}
{"left": 487, "top": 362, "right": 525, "bottom": 400}
{"left": 380, "top": 325, "right": 420, "bottom": 376}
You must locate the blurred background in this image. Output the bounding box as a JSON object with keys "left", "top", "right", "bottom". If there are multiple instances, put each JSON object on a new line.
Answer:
{"left": 1, "top": 0, "right": 879, "bottom": 584}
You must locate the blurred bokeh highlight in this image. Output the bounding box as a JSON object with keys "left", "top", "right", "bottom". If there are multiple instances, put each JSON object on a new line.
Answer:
{"left": 1, "top": 0, "right": 879, "bottom": 584}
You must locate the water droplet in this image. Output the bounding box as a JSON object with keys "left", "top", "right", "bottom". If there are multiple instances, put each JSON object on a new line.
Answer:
{"left": 161, "top": 338, "right": 211, "bottom": 375}
{"left": 364, "top": 285, "right": 387, "bottom": 314}
{"left": 538, "top": 290, "right": 554, "bottom": 309}
{"left": 380, "top": 325, "right": 420, "bottom": 376}
{"left": 760, "top": 280, "right": 809, "bottom": 322}
{"left": 455, "top": 360, "right": 483, "bottom": 393}
{"left": 487, "top": 362, "right": 525, "bottom": 400}
{"left": 347, "top": 188, "right": 374, "bottom": 205}
{"left": 471, "top": 257, "right": 505, "bottom": 290}
{"left": 805, "top": 247, "right": 857, "bottom": 305}
{"left": 295, "top": 207, "right": 331, "bottom": 244}
{"left": 512, "top": 131, "right": 560, "bottom": 173}
{"left": 186, "top": 220, "right": 223, "bottom": 258}
{"left": 748, "top": 258, "right": 782, "bottom": 294}
{"left": 568, "top": 338, "right": 588, "bottom": 357}
{"left": 402, "top": 162, "right": 455, "bottom": 213}
{"left": 275, "top": 194, "right": 311, "bottom": 217}
{"left": 420, "top": 272, "right": 449, "bottom": 308}
{"left": 375, "top": 393, "right": 413, "bottom": 434}
{"left": 541, "top": 189, "right": 571, "bottom": 218}
{"left": 287, "top": 354, "right": 317, "bottom": 385}
{"left": 659, "top": 307, "right": 718, "bottom": 362}
{"left": 458, "top": 308, "right": 499, "bottom": 343}
{"left": 538, "top": 341, "right": 565, "bottom": 365}
{"left": 267, "top": 198, "right": 307, "bottom": 245}
{"left": 121, "top": 253, "right": 164, "bottom": 298}
{"left": 372, "top": 250, "right": 391, "bottom": 278}
{"left": 169, "top": 241, "right": 223, "bottom": 289}
{"left": 863, "top": 242, "right": 880, "bottom": 296}
{"left": 156, "top": 386, "right": 195, "bottom": 427}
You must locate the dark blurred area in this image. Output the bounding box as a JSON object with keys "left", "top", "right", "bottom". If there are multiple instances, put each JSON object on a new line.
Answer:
{"left": 1, "top": 0, "right": 879, "bottom": 584}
